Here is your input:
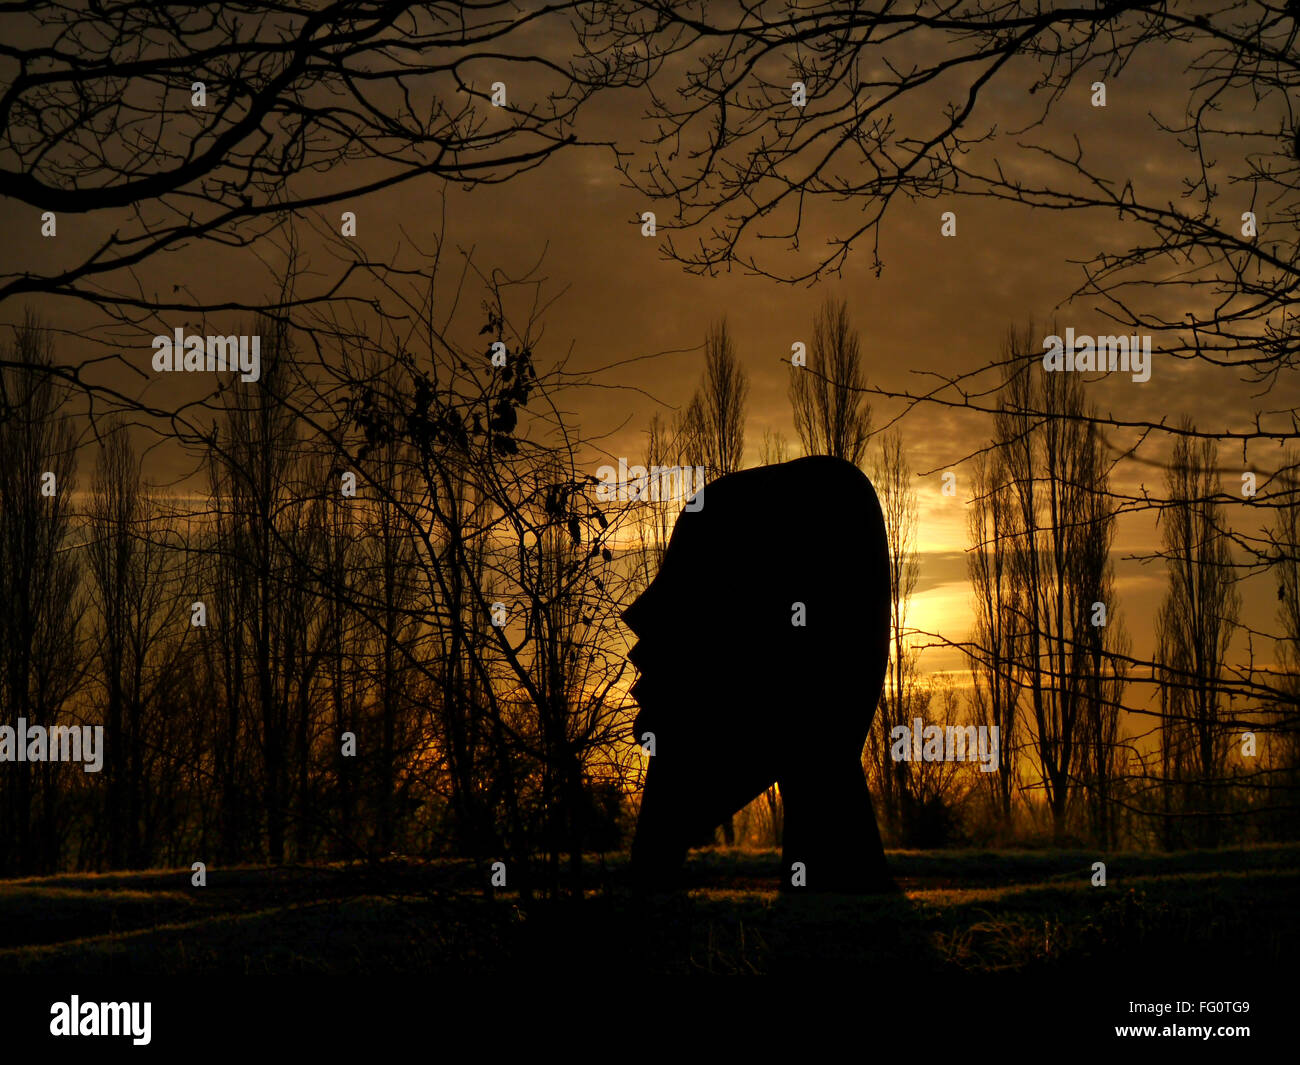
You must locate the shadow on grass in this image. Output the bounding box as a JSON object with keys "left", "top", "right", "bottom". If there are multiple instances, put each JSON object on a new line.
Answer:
{"left": 1, "top": 843, "right": 1296, "bottom": 977}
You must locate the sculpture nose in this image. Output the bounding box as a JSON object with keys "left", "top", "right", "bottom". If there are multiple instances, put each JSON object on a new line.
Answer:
{"left": 621, "top": 582, "right": 657, "bottom": 635}
{"left": 627, "top": 641, "right": 647, "bottom": 671}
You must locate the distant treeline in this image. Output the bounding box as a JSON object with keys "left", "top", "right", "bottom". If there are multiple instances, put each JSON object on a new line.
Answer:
{"left": 1, "top": 298, "right": 1297, "bottom": 887}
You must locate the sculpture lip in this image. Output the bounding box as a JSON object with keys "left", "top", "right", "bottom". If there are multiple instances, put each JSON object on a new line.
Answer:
{"left": 621, "top": 596, "right": 649, "bottom": 635}
{"left": 626, "top": 640, "right": 647, "bottom": 670}
{"left": 629, "top": 678, "right": 658, "bottom": 718}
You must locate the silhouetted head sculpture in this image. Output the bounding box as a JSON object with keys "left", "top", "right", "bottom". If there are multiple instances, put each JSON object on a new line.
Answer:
{"left": 624, "top": 455, "right": 893, "bottom": 892}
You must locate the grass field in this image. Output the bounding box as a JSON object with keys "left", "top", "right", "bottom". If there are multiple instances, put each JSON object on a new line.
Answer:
{"left": 1, "top": 844, "right": 1295, "bottom": 976}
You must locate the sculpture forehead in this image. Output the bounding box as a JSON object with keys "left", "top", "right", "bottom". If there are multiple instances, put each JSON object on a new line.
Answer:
{"left": 623, "top": 456, "right": 887, "bottom": 636}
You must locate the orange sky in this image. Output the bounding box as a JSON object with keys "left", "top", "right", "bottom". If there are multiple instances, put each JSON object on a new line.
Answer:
{"left": 3, "top": 14, "right": 1294, "bottom": 716}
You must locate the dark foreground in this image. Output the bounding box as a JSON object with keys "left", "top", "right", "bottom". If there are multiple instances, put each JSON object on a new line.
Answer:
{"left": 0, "top": 844, "right": 1294, "bottom": 978}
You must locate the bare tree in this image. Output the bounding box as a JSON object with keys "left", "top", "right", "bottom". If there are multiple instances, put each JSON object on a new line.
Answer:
{"left": 588, "top": 3, "right": 1300, "bottom": 614}
{"left": 866, "top": 427, "right": 920, "bottom": 838}
{"left": 901, "top": 673, "right": 975, "bottom": 846}
{"left": 967, "top": 449, "right": 1022, "bottom": 827}
{"left": 759, "top": 427, "right": 789, "bottom": 466}
{"left": 0, "top": 317, "right": 84, "bottom": 874}
{"left": 1268, "top": 452, "right": 1300, "bottom": 836}
{"left": 994, "top": 332, "right": 1125, "bottom": 841}
{"left": 588, "top": 2, "right": 1299, "bottom": 388}
{"left": 1075, "top": 448, "right": 1130, "bottom": 851}
{"left": 0, "top": 2, "right": 631, "bottom": 469}
{"left": 199, "top": 316, "right": 329, "bottom": 863}
{"left": 311, "top": 248, "right": 637, "bottom": 892}
{"left": 680, "top": 319, "right": 749, "bottom": 479}
{"left": 86, "top": 422, "right": 181, "bottom": 868}
{"left": 789, "top": 298, "right": 872, "bottom": 466}
{"left": 1, "top": 3, "right": 609, "bottom": 315}
{"left": 626, "top": 411, "right": 686, "bottom": 599}
{"left": 1156, "top": 426, "right": 1241, "bottom": 848}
